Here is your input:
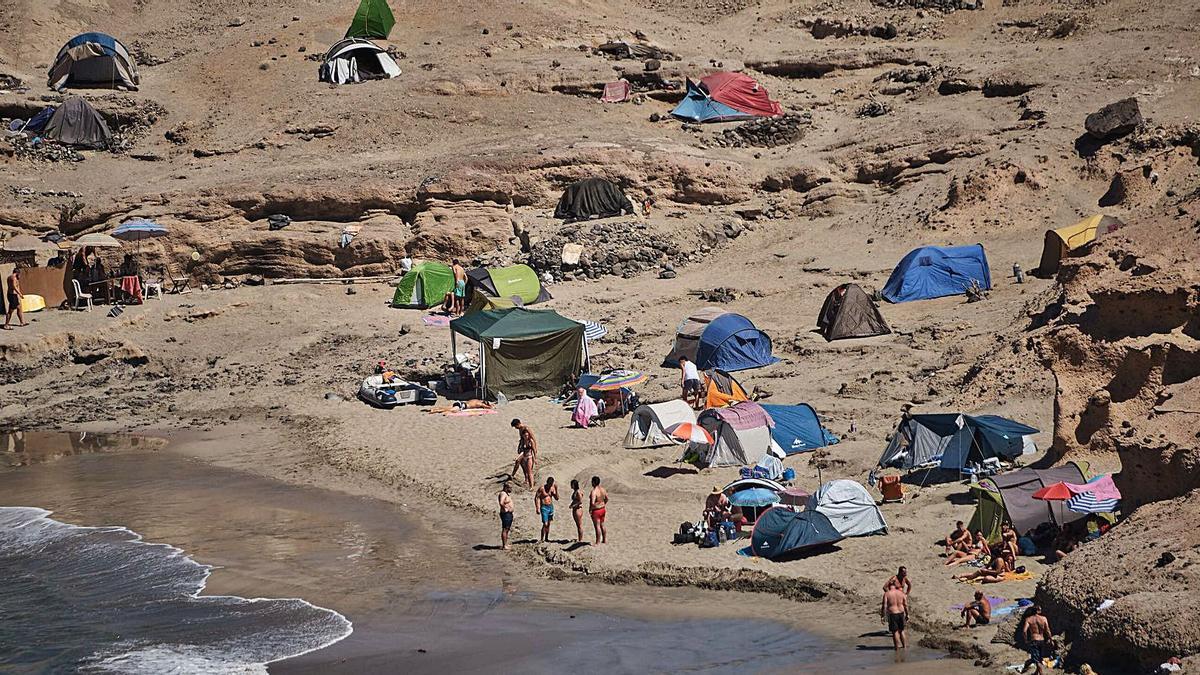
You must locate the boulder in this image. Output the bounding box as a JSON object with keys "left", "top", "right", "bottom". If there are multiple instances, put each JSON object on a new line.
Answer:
{"left": 1085, "top": 97, "right": 1143, "bottom": 141}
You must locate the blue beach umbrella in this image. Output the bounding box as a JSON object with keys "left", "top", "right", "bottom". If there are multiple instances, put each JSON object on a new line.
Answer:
{"left": 111, "top": 219, "right": 168, "bottom": 254}
{"left": 729, "top": 488, "right": 781, "bottom": 508}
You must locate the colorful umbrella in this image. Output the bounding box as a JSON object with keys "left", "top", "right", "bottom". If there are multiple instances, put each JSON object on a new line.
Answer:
{"left": 589, "top": 369, "right": 648, "bottom": 391}
{"left": 112, "top": 219, "right": 168, "bottom": 255}
{"left": 665, "top": 422, "right": 713, "bottom": 444}
{"left": 729, "top": 488, "right": 781, "bottom": 508}
{"left": 1067, "top": 492, "right": 1119, "bottom": 514}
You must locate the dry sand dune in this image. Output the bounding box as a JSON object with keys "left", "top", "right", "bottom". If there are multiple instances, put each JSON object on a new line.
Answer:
{"left": 2, "top": 0, "right": 1199, "bottom": 669}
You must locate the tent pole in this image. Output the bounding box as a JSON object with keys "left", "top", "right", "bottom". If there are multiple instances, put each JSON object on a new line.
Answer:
{"left": 583, "top": 335, "right": 591, "bottom": 373}
{"left": 479, "top": 343, "right": 486, "bottom": 399}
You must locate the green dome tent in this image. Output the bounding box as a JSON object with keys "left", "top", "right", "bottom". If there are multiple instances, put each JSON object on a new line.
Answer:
{"left": 346, "top": 0, "right": 395, "bottom": 39}
{"left": 392, "top": 261, "right": 454, "bottom": 308}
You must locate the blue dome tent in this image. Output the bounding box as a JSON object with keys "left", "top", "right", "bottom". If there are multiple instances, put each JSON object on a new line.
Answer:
{"left": 881, "top": 244, "right": 991, "bottom": 303}
{"left": 750, "top": 508, "right": 843, "bottom": 560}
{"left": 48, "top": 32, "right": 139, "bottom": 91}
{"left": 692, "top": 313, "right": 780, "bottom": 372}
{"left": 760, "top": 404, "right": 838, "bottom": 455}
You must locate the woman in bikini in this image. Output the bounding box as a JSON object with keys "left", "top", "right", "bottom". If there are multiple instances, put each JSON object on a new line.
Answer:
{"left": 569, "top": 479, "right": 584, "bottom": 542}
{"left": 945, "top": 530, "right": 992, "bottom": 567}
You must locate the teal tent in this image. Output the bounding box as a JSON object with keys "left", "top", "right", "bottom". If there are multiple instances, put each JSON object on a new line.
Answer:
{"left": 450, "top": 308, "right": 586, "bottom": 399}
{"left": 345, "top": 0, "right": 395, "bottom": 39}
{"left": 392, "top": 262, "right": 453, "bottom": 308}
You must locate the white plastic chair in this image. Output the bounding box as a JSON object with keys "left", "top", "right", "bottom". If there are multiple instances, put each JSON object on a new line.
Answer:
{"left": 144, "top": 279, "right": 163, "bottom": 300}
{"left": 71, "top": 279, "right": 93, "bottom": 311}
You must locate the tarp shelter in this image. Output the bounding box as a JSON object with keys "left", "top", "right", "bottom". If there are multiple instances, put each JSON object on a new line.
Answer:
{"left": 466, "top": 264, "right": 551, "bottom": 305}
{"left": 345, "top": 0, "right": 395, "bottom": 39}
{"left": 878, "top": 413, "right": 1038, "bottom": 472}
{"left": 392, "top": 261, "right": 453, "bottom": 308}
{"left": 601, "top": 80, "right": 632, "bottom": 103}
{"left": 761, "top": 404, "right": 837, "bottom": 456}
{"left": 671, "top": 72, "right": 782, "bottom": 123}
{"left": 48, "top": 32, "right": 139, "bottom": 91}
{"left": 881, "top": 244, "right": 991, "bottom": 303}
{"left": 817, "top": 283, "right": 890, "bottom": 341}
{"left": 702, "top": 368, "right": 749, "bottom": 408}
{"left": 41, "top": 97, "right": 111, "bottom": 149}
{"left": 624, "top": 399, "right": 697, "bottom": 449}
{"left": 450, "top": 308, "right": 585, "bottom": 399}
{"left": 750, "top": 508, "right": 843, "bottom": 560}
{"left": 664, "top": 310, "right": 779, "bottom": 372}
{"left": 693, "top": 401, "right": 777, "bottom": 468}
{"left": 1037, "top": 215, "right": 1125, "bottom": 276}
{"left": 806, "top": 480, "right": 887, "bottom": 537}
{"left": 969, "top": 461, "right": 1090, "bottom": 543}
{"left": 554, "top": 178, "right": 633, "bottom": 221}
{"left": 319, "top": 38, "right": 401, "bottom": 84}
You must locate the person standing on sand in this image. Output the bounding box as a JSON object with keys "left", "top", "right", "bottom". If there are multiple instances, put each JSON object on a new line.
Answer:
{"left": 1022, "top": 605, "right": 1052, "bottom": 675}
{"left": 884, "top": 566, "right": 912, "bottom": 595}
{"left": 881, "top": 579, "right": 908, "bottom": 651}
{"left": 450, "top": 259, "right": 467, "bottom": 315}
{"left": 4, "top": 265, "right": 27, "bottom": 330}
{"left": 497, "top": 482, "right": 514, "bottom": 550}
{"left": 570, "top": 479, "right": 585, "bottom": 543}
{"left": 589, "top": 475, "right": 608, "bottom": 544}
{"left": 678, "top": 356, "right": 703, "bottom": 409}
{"left": 509, "top": 419, "right": 537, "bottom": 489}
{"left": 535, "top": 477, "right": 558, "bottom": 543}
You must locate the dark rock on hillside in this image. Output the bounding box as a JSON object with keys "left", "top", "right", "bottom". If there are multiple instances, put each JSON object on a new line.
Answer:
{"left": 1085, "top": 97, "right": 1143, "bottom": 141}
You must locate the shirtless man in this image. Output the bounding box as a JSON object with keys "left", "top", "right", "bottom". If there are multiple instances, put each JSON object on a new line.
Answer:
{"left": 589, "top": 475, "right": 608, "bottom": 545}
{"left": 497, "top": 482, "right": 515, "bottom": 550}
{"left": 509, "top": 419, "right": 537, "bottom": 489}
{"left": 944, "top": 520, "right": 973, "bottom": 555}
{"left": 1022, "top": 605, "right": 1052, "bottom": 674}
{"left": 884, "top": 566, "right": 913, "bottom": 595}
{"left": 962, "top": 590, "right": 992, "bottom": 628}
{"left": 881, "top": 580, "right": 909, "bottom": 651}
{"left": 450, "top": 259, "right": 467, "bottom": 315}
{"left": 3, "top": 265, "right": 26, "bottom": 329}
{"left": 704, "top": 486, "right": 731, "bottom": 529}
{"left": 534, "top": 477, "right": 559, "bottom": 543}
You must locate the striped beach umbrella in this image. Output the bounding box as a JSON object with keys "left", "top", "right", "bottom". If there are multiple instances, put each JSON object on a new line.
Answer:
{"left": 665, "top": 422, "right": 713, "bottom": 444}
{"left": 1067, "top": 492, "right": 1119, "bottom": 514}
{"left": 111, "top": 219, "right": 168, "bottom": 242}
{"left": 589, "top": 369, "right": 648, "bottom": 391}
{"left": 580, "top": 320, "right": 608, "bottom": 341}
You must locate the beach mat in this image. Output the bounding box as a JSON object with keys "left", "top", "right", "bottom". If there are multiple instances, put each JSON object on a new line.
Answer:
{"left": 422, "top": 315, "right": 451, "bottom": 327}
{"left": 440, "top": 409, "right": 497, "bottom": 417}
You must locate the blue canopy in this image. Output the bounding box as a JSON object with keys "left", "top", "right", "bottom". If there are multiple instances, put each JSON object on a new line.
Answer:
{"left": 63, "top": 32, "right": 123, "bottom": 57}
{"left": 881, "top": 244, "right": 991, "bottom": 303}
{"left": 670, "top": 79, "right": 757, "bottom": 123}
{"left": 760, "top": 404, "right": 838, "bottom": 455}
{"left": 750, "top": 508, "right": 843, "bottom": 560}
{"left": 695, "top": 313, "right": 779, "bottom": 372}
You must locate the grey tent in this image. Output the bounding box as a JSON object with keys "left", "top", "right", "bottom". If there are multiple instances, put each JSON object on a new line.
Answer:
{"left": 878, "top": 413, "right": 1038, "bottom": 472}
{"left": 624, "top": 399, "right": 697, "bottom": 449}
{"left": 969, "top": 462, "right": 1090, "bottom": 542}
{"left": 48, "top": 32, "right": 139, "bottom": 91}
{"left": 554, "top": 178, "right": 634, "bottom": 222}
{"left": 816, "top": 283, "right": 890, "bottom": 341}
{"left": 42, "top": 97, "right": 111, "bottom": 149}
{"left": 319, "top": 38, "right": 401, "bottom": 85}
{"left": 806, "top": 479, "right": 887, "bottom": 537}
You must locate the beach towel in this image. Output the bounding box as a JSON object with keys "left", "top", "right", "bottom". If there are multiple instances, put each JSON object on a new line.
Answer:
{"left": 572, "top": 394, "right": 599, "bottom": 428}
{"left": 601, "top": 80, "right": 632, "bottom": 103}
{"left": 442, "top": 409, "right": 497, "bottom": 417}
{"left": 422, "top": 315, "right": 451, "bottom": 327}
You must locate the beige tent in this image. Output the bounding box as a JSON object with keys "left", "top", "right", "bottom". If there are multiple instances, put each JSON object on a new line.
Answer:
{"left": 1037, "top": 215, "right": 1125, "bottom": 276}
{"left": 624, "top": 400, "right": 697, "bottom": 449}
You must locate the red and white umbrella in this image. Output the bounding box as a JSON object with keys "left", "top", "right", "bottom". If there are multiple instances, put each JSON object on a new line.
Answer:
{"left": 665, "top": 422, "right": 713, "bottom": 444}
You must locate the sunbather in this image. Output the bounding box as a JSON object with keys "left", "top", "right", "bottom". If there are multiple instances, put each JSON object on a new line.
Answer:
{"left": 944, "top": 520, "right": 973, "bottom": 554}
{"left": 945, "top": 532, "right": 991, "bottom": 567}
{"left": 953, "top": 551, "right": 1013, "bottom": 582}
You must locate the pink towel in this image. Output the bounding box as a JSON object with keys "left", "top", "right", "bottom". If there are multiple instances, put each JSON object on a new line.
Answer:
{"left": 572, "top": 395, "right": 598, "bottom": 428}
{"left": 1067, "top": 474, "right": 1121, "bottom": 500}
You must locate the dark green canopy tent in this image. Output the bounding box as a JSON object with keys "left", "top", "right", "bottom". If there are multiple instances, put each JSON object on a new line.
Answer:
{"left": 450, "top": 308, "right": 585, "bottom": 400}
{"left": 345, "top": 0, "right": 395, "bottom": 39}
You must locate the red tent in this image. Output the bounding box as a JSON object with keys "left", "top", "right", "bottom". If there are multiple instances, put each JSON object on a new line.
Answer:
{"left": 701, "top": 72, "right": 782, "bottom": 118}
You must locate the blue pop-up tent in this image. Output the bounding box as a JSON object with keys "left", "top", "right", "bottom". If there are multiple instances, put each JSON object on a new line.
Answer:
{"left": 881, "top": 244, "right": 991, "bottom": 303}
{"left": 750, "top": 508, "right": 843, "bottom": 560}
{"left": 693, "top": 313, "right": 780, "bottom": 372}
{"left": 760, "top": 404, "right": 838, "bottom": 455}
{"left": 878, "top": 412, "right": 1038, "bottom": 471}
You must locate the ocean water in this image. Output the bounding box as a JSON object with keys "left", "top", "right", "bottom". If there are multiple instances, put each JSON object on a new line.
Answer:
{"left": 0, "top": 506, "right": 352, "bottom": 674}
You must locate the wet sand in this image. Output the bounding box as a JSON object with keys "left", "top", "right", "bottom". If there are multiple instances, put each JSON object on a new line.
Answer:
{"left": 0, "top": 432, "right": 961, "bottom": 673}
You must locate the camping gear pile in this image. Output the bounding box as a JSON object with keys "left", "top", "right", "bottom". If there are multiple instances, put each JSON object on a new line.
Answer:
{"left": 526, "top": 218, "right": 696, "bottom": 282}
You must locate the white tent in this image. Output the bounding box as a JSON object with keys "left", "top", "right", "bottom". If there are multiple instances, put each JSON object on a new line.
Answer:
{"left": 806, "top": 479, "right": 888, "bottom": 537}
{"left": 319, "top": 38, "right": 401, "bottom": 85}
{"left": 624, "top": 400, "right": 696, "bottom": 449}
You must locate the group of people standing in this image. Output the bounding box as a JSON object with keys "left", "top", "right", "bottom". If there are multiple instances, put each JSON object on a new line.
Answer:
{"left": 496, "top": 419, "right": 609, "bottom": 550}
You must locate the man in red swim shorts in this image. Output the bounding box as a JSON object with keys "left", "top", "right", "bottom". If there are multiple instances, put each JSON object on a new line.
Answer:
{"left": 589, "top": 475, "right": 608, "bottom": 545}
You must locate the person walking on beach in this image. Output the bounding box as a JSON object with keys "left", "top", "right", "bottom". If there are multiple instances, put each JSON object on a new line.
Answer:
{"left": 451, "top": 259, "right": 467, "bottom": 315}
{"left": 4, "top": 265, "right": 26, "bottom": 330}
{"left": 678, "top": 355, "right": 703, "bottom": 409}
{"left": 881, "top": 579, "right": 908, "bottom": 651}
{"left": 497, "top": 482, "right": 514, "bottom": 550}
{"left": 589, "top": 475, "right": 608, "bottom": 545}
{"left": 569, "top": 479, "right": 585, "bottom": 543}
{"left": 884, "top": 566, "right": 912, "bottom": 595}
{"left": 535, "top": 477, "right": 558, "bottom": 543}
{"left": 509, "top": 419, "right": 537, "bottom": 489}
{"left": 1021, "top": 605, "right": 1052, "bottom": 674}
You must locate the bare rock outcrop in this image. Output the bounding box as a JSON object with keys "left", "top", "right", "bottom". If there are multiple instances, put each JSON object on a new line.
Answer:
{"left": 406, "top": 199, "right": 515, "bottom": 259}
